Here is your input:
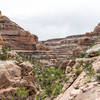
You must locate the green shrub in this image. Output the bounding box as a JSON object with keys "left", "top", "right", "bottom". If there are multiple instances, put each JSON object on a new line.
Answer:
{"left": 96, "top": 69, "right": 100, "bottom": 73}
{"left": 86, "top": 71, "right": 95, "bottom": 77}
{"left": 76, "top": 51, "right": 87, "bottom": 58}
{"left": 89, "top": 43, "right": 96, "bottom": 48}
{"left": 82, "top": 61, "right": 95, "bottom": 78}
{"left": 33, "top": 65, "right": 68, "bottom": 99}
{"left": 10, "top": 97, "right": 14, "bottom": 100}
{"left": 15, "top": 87, "right": 27, "bottom": 99}
{"left": 75, "top": 67, "right": 82, "bottom": 76}
{"left": 96, "top": 75, "right": 100, "bottom": 81}
{"left": 2, "top": 45, "right": 10, "bottom": 53}
{"left": 94, "top": 50, "right": 100, "bottom": 56}
{"left": 74, "top": 61, "right": 95, "bottom": 79}
{"left": 0, "top": 54, "right": 8, "bottom": 60}
{"left": 0, "top": 45, "right": 10, "bottom": 60}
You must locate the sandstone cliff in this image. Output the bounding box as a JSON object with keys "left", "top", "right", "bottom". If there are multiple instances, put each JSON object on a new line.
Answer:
{"left": 36, "top": 23, "right": 100, "bottom": 66}
{"left": 16, "top": 22, "right": 100, "bottom": 67}
{"left": 0, "top": 13, "right": 38, "bottom": 50}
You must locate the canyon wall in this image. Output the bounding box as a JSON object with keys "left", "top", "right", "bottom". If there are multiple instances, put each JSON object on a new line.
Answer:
{"left": 0, "top": 12, "right": 100, "bottom": 67}
{"left": 0, "top": 12, "right": 38, "bottom": 50}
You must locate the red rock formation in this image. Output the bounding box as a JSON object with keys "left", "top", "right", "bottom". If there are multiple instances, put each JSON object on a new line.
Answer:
{"left": 77, "top": 37, "right": 94, "bottom": 46}
{"left": 0, "top": 15, "right": 38, "bottom": 50}
{"left": 91, "top": 23, "right": 100, "bottom": 36}
{"left": 93, "top": 23, "right": 100, "bottom": 33}
{"left": 85, "top": 32, "right": 92, "bottom": 37}
{"left": 36, "top": 42, "right": 50, "bottom": 50}
{"left": 72, "top": 47, "right": 83, "bottom": 57}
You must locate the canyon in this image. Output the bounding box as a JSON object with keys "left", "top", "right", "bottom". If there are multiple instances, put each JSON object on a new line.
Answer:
{"left": 0, "top": 12, "right": 100, "bottom": 65}
{"left": 0, "top": 12, "right": 100, "bottom": 100}
{"left": 0, "top": 11, "right": 38, "bottom": 50}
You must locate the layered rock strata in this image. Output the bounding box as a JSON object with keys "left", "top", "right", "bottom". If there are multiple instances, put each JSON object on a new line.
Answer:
{"left": 19, "top": 22, "right": 100, "bottom": 67}
{"left": 0, "top": 12, "right": 38, "bottom": 50}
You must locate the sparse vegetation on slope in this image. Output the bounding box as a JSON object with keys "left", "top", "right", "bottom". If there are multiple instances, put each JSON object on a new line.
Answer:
{"left": 32, "top": 64, "right": 69, "bottom": 100}
{"left": 0, "top": 45, "right": 10, "bottom": 60}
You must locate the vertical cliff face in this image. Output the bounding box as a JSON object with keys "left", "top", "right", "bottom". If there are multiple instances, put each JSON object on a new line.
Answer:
{"left": 0, "top": 12, "right": 38, "bottom": 50}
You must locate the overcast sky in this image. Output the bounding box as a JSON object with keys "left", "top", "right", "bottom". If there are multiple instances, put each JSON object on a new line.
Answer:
{"left": 0, "top": 0, "right": 100, "bottom": 40}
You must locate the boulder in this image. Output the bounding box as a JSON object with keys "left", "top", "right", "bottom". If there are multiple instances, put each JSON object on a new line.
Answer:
{"left": 87, "top": 44, "right": 100, "bottom": 53}
{"left": 0, "top": 61, "right": 37, "bottom": 99}
{"left": 74, "top": 86, "right": 100, "bottom": 100}
{"left": 55, "top": 56, "right": 100, "bottom": 100}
